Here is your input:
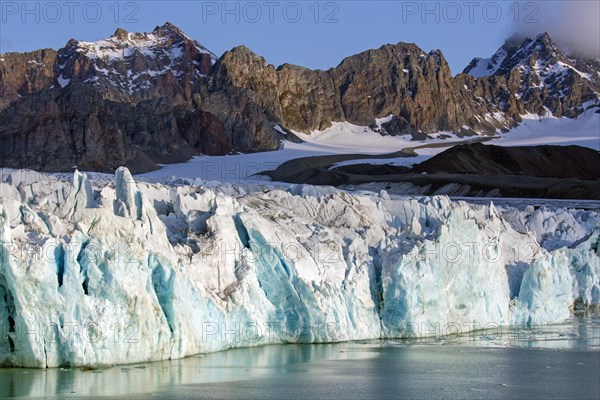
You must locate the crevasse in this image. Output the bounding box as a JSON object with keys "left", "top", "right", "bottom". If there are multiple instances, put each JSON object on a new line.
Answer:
{"left": 0, "top": 168, "right": 598, "bottom": 368}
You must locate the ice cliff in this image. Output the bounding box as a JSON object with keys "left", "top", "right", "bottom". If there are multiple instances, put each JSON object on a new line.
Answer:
{"left": 0, "top": 169, "right": 598, "bottom": 367}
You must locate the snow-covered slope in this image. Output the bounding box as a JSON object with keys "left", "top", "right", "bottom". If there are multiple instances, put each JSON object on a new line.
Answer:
{"left": 463, "top": 47, "right": 508, "bottom": 78}
{"left": 139, "top": 121, "right": 434, "bottom": 182}
{"left": 140, "top": 108, "right": 600, "bottom": 183}
{"left": 492, "top": 105, "right": 600, "bottom": 149}
{"left": 0, "top": 169, "right": 598, "bottom": 367}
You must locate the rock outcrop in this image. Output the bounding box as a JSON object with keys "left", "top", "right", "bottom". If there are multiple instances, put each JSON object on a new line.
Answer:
{"left": 0, "top": 48, "right": 58, "bottom": 110}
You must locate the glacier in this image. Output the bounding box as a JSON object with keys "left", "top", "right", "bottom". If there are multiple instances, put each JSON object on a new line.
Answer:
{"left": 0, "top": 168, "right": 598, "bottom": 368}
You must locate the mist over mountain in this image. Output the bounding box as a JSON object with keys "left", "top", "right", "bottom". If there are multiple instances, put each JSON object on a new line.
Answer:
{"left": 513, "top": 1, "right": 600, "bottom": 60}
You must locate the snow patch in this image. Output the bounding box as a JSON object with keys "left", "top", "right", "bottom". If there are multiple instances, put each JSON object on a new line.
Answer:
{"left": 273, "top": 125, "right": 287, "bottom": 135}
{"left": 57, "top": 75, "right": 70, "bottom": 88}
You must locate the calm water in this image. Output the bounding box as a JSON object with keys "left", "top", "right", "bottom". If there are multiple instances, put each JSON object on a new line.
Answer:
{"left": 1, "top": 317, "right": 599, "bottom": 399}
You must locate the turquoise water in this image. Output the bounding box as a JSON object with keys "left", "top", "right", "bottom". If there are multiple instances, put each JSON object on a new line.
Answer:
{"left": 1, "top": 317, "right": 598, "bottom": 399}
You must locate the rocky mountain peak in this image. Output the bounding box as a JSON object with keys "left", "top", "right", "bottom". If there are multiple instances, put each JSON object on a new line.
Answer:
{"left": 0, "top": 22, "right": 219, "bottom": 109}
{"left": 153, "top": 21, "right": 185, "bottom": 36}
{"left": 461, "top": 31, "right": 599, "bottom": 121}
{"left": 427, "top": 49, "right": 444, "bottom": 61}
{"left": 209, "top": 39, "right": 482, "bottom": 135}
{"left": 52, "top": 23, "right": 217, "bottom": 99}
{"left": 500, "top": 32, "right": 562, "bottom": 73}
{"left": 111, "top": 27, "right": 129, "bottom": 40}
{"left": 530, "top": 32, "right": 554, "bottom": 47}
{"left": 464, "top": 32, "right": 584, "bottom": 78}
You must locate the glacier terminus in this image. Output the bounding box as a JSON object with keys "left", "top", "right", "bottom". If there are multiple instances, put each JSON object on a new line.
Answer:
{"left": 0, "top": 168, "right": 598, "bottom": 368}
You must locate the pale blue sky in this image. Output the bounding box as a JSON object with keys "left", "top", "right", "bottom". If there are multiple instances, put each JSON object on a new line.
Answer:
{"left": 0, "top": 1, "right": 593, "bottom": 74}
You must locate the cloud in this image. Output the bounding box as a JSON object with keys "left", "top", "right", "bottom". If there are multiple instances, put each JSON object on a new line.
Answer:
{"left": 514, "top": 1, "right": 599, "bottom": 58}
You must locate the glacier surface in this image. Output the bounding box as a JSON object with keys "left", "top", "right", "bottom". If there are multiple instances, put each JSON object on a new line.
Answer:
{"left": 0, "top": 168, "right": 598, "bottom": 367}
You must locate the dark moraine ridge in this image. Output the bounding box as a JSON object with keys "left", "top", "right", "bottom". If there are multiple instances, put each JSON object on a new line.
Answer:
{"left": 411, "top": 143, "right": 600, "bottom": 179}
{"left": 264, "top": 144, "right": 600, "bottom": 200}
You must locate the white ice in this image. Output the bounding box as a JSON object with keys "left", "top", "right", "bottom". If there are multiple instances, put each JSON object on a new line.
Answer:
{"left": 0, "top": 169, "right": 598, "bottom": 367}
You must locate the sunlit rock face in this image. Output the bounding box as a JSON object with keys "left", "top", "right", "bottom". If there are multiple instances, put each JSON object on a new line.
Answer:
{"left": 0, "top": 169, "right": 598, "bottom": 367}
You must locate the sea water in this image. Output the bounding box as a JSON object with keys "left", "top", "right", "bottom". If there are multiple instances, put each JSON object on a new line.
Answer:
{"left": 0, "top": 316, "right": 598, "bottom": 399}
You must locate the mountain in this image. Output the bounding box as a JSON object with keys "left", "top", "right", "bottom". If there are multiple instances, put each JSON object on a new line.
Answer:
{"left": 462, "top": 33, "right": 600, "bottom": 119}
{"left": 55, "top": 24, "right": 215, "bottom": 99}
{"left": 209, "top": 43, "right": 498, "bottom": 136}
{"left": 0, "top": 23, "right": 215, "bottom": 109}
{"left": 464, "top": 33, "right": 600, "bottom": 81}
{"left": 0, "top": 25, "right": 598, "bottom": 173}
{"left": 0, "top": 23, "right": 238, "bottom": 173}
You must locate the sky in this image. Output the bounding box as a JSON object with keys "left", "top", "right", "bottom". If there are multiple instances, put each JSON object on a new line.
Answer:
{"left": 0, "top": 1, "right": 597, "bottom": 74}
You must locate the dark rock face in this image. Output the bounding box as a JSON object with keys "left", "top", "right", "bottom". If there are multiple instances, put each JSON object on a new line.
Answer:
{"left": 0, "top": 24, "right": 598, "bottom": 174}
{"left": 0, "top": 84, "right": 230, "bottom": 173}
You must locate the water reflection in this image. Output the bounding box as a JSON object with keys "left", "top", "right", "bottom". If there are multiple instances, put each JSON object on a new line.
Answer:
{"left": 0, "top": 317, "right": 598, "bottom": 399}
{"left": 0, "top": 344, "right": 376, "bottom": 398}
